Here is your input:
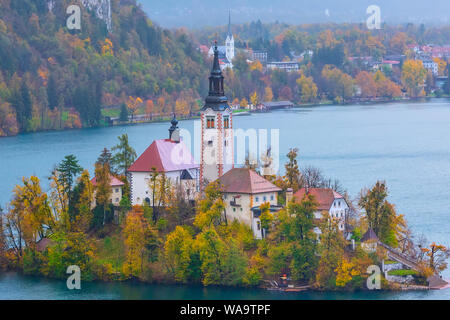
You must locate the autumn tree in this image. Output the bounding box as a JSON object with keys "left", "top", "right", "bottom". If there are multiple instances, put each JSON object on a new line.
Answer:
{"left": 250, "top": 91, "right": 259, "bottom": 106}
{"left": 126, "top": 96, "right": 143, "bottom": 121}
{"left": 422, "top": 242, "right": 449, "bottom": 273}
{"left": 164, "top": 226, "right": 200, "bottom": 283}
{"left": 194, "top": 182, "right": 225, "bottom": 229}
{"left": 315, "top": 213, "right": 346, "bottom": 288}
{"left": 240, "top": 98, "right": 248, "bottom": 108}
{"left": 123, "top": 208, "right": 159, "bottom": 279}
{"left": 145, "top": 99, "right": 154, "bottom": 119}
{"left": 5, "top": 176, "right": 54, "bottom": 260}
{"left": 0, "top": 100, "right": 18, "bottom": 136}
{"left": 71, "top": 170, "right": 94, "bottom": 232}
{"left": 263, "top": 86, "right": 273, "bottom": 102}
{"left": 356, "top": 71, "right": 377, "bottom": 98}
{"left": 358, "top": 181, "right": 404, "bottom": 247}
{"left": 284, "top": 148, "right": 301, "bottom": 191}
{"left": 111, "top": 134, "right": 137, "bottom": 175}
{"left": 94, "top": 162, "right": 112, "bottom": 226}
{"left": 402, "top": 60, "right": 426, "bottom": 98}
{"left": 373, "top": 70, "right": 402, "bottom": 98}
{"left": 321, "top": 65, "right": 354, "bottom": 102}
{"left": 296, "top": 74, "right": 318, "bottom": 103}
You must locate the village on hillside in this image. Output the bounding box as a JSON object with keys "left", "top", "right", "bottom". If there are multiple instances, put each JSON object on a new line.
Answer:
{"left": 1, "top": 44, "right": 448, "bottom": 292}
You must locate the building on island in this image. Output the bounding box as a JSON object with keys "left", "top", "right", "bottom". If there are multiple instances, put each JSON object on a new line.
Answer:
{"left": 91, "top": 174, "right": 125, "bottom": 208}
{"left": 293, "top": 187, "right": 349, "bottom": 236}
{"left": 361, "top": 228, "right": 379, "bottom": 253}
{"left": 127, "top": 117, "right": 199, "bottom": 206}
{"left": 208, "top": 11, "right": 234, "bottom": 70}
{"left": 201, "top": 44, "right": 234, "bottom": 184}
{"left": 217, "top": 168, "right": 282, "bottom": 239}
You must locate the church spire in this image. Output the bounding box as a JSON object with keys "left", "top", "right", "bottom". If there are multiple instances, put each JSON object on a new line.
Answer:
{"left": 203, "top": 41, "right": 229, "bottom": 111}
{"left": 227, "top": 10, "right": 232, "bottom": 38}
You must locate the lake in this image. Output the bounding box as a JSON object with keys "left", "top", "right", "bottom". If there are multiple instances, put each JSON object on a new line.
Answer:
{"left": 1, "top": 99, "right": 450, "bottom": 299}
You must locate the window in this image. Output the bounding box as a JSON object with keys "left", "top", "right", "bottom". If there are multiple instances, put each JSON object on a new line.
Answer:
{"left": 255, "top": 196, "right": 259, "bottom": 202}
{"left": 208, "top": 140, "right": 213, "bottom": 146}
{"left": 263, "top": 196, "right": 267, "bottom": 202}
{"left": 115, "top": 188, "right": 119, "bottom": 193}
{"left": 233, "top": 208, "right": 236, "bottom": 212}
{"left": 206, "top": 116, "right": 215, "bottom": 129}
{"left": 223, "top": 116, "right": 230, "bottom": 129}
{"left": 115, "top": 198, "right": 119, "bottom": 202}
{"left": 270, "top": 195, "right": 274, "bottom": 201}
{"left": 240, "top": 208, "right": 243, "bottom": 211}
{"left": 257, "top": 221, "right": 261, "bottom": 231}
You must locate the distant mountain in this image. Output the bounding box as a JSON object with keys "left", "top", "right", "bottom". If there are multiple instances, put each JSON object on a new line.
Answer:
{"left": 140, "top": 0, "right": 450, "bottom": 28}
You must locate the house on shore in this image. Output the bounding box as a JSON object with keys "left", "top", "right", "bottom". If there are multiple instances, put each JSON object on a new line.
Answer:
{"left": 293, "top": 187, "right": 349, "bottom": 236}
{"left": 261, "top": 101, "right": 294, "bottom": 110}
{"left": 127, "top": 117, "right": 199, "bottom": 206}
{"left": 91, "top": 174, "right": 125, "bottom": 208}
{"left": 216, "top": 168, "right": 282, "bottom": 239}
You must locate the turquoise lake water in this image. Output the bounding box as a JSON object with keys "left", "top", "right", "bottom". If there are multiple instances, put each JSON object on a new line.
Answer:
{"left": 1, "top": 99, "right": 450, "bottom": 299}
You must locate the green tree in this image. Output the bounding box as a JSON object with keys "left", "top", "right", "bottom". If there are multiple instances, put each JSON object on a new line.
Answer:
{"left": 284, "top": 148, "right": 300, "bottom": 191}
{"left": 97, "top": 148, "right": 112, "bottom": 166}
{"left": 94, "top": 162, "right": 112, "bottom": 226}
{"left": 358, "top": 181, "right": 400, "bottom": 247}
{"left": 47, "top": 73, "right": 59, "bottom": 111}
{"left": 119, "top": 103, "right": 129, "bottom": 122}
{"left": 57, "top": 155, "right": 83, "bottom": 210}
{"left": 111, "top": 134, "right": 137, "bottom": 175}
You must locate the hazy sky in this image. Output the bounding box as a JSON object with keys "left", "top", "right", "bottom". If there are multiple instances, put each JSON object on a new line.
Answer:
{"left": 138, "top": 0, "right": 450, "bottom": 28}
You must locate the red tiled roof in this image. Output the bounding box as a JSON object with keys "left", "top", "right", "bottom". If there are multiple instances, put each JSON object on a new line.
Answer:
{"left": 216, "top": 168, "right": 281, "bottom": 194}
{"left": 128, "top": 139, "right": 198, "bottom": 173}
{"left": 91, "top": 174, "right": 125, "bottom": 187}
{"left": 293, "top": 187, "right": 344, "bottom": 210}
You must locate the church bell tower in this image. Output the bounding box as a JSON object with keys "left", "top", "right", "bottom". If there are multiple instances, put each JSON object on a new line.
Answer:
{"left": 225, "top": 11, "right": 235, "bottom": 62}
{"left": 200, "top": 42, "right": 234, "bottom": 185}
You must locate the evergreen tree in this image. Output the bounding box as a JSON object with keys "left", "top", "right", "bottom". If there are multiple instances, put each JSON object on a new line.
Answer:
{"left": 119, "top": 103, "right": 129, "bottom": 122}
{"left": 97, "top": 147, "right": 112, "bottom": 166}
{"left": 11, "top": 82, "right": 32, "bottom": 131}
{"left": 47, "top": 74, "right": 59, "bottom": 111}
{"left": 111, "top": 134, "right": 137, "bottom": 175}
{"left": 57, "top": 154, "right": 83, "bottom": 209}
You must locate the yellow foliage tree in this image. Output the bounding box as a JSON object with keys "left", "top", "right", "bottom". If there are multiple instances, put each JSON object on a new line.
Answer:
{"left": 250, "top": 91, "right": 259, "bottom": 106}
{"left": 402, "top": 60, "right": 427, "bottom": 98}
{"left": 296, "top": 74, "right": 318, "bottom": 103}
{"left": 334, "top": 258, "right": 360, "bottom": 287}
{"left": 264, "top": 87, "right": 273, "bottom": 102}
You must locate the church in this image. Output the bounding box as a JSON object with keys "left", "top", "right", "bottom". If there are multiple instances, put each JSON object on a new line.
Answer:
{"left": 128, "top": 42, "right": 281, "bottom": 239}
{"left": 208, "top": 12, "right": 235, "bottom": 70}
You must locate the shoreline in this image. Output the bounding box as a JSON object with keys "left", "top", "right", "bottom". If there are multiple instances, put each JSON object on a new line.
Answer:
{"left": 2, "top": 97, "right": 449, "bottom": 139}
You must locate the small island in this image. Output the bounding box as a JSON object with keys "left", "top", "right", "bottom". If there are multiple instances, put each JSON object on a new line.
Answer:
{"left": 0, "top": 51, "right": 448, "bottom": 292}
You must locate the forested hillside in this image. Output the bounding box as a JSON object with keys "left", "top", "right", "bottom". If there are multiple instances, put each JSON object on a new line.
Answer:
{"left": 0, "top": 0, "right": 208, "bottom": 136}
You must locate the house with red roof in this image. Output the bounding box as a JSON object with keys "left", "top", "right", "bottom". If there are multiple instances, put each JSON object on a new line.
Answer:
{"left": 127, "top": 117, "right": 200, "bottom": 206}
{"left": 216, "top": 168, "right": 282, "bottom": 239}
{"left": 293, "top": 187, "right": 349, "bottom": 236}
{"left": 91, "top": 174, "right": 125, "bottom": 208}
